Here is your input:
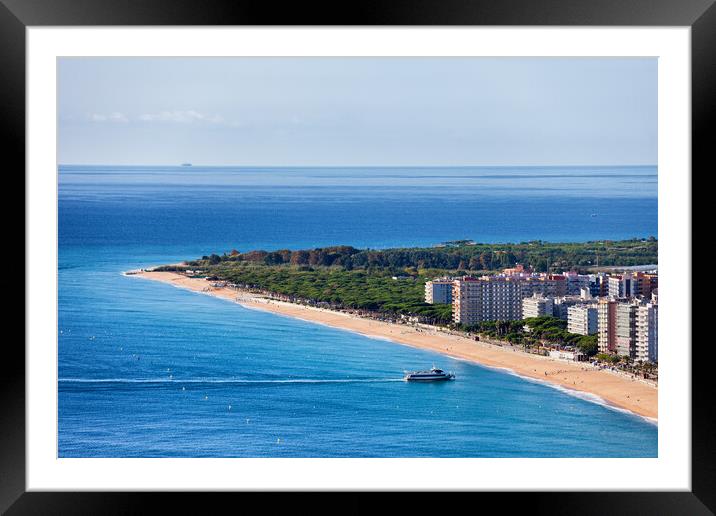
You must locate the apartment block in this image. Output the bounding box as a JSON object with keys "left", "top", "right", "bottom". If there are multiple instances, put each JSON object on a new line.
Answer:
{"left": 615, "top": 302, "right": 639, "bottom": 357}
{"left": 522, "top": 294, "right": 554, "bottom": 319}
{"left": 452, "top": 276, "right": 523, "bottom": 325}
{"left": 452, "top": 272, "right": 604, "bottom": 326}
{"left": 552, "top": 296, "right": 594, "bottom": 320}
{"left": 635, "top": 303, "right": 658, "bottom": 363}
{"left": 597, "top": 298, "right": 618, "bottom": 354}
{"left": 424, "top": 278, "right": 454, "bottom": 304}
{"left": 597, "top": 296, "right": 657, "bottom": 362}
{"left": 567, "top": 304, "right": 598, "bottom": 335}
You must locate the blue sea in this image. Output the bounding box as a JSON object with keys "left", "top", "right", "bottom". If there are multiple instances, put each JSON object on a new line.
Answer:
{"left": 58, "top": 165, "right": 658, "bottom": 457}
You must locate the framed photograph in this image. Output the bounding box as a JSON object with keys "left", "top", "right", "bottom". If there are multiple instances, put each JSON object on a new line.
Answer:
{"left": 6, "top": 0, "right": 712, "bottom": 512}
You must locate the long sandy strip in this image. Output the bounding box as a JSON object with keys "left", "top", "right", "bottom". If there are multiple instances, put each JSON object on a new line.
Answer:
{"left": 131, "top": 270, "right": 657, "bottom": 421}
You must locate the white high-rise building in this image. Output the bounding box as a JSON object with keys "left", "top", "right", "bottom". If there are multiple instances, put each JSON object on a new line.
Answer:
{"left": 522, "top": 294, "right": 554, "bottom": 319}
{"left": 567, "top": 304, "right": 598, "bottom": 335}
{"left": 635, "top": 303, "right": 658, "bottom": 362}
{"left": 553, "top": 296, "right": 594, "bottom": 320}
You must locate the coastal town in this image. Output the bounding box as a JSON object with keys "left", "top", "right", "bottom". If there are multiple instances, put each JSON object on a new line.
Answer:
{"left": 427, "top": 266, "right": 658, "bottom": 371}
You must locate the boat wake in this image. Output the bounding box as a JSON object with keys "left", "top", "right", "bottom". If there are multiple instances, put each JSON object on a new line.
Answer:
{"left": 59, "top": 377, "right": 405, "bottom": 386}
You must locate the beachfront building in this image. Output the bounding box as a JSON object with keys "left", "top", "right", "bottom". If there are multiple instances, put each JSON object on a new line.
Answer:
{"left": 452, "top": 276, "right": 523, "bottom": 325}
{"left": 453, "top": 273, "right": 576, "bottom": 325}
{"left": 598, "top": 295, "right": 658, "bottom": 362}
{"left": 549, "top": 349, "right": 589, "bottom": 362}
{"left": 615, "top": 302, "right": 639, "bottom": 357}
{"left": 567, "top": 304, "right": 598, "bottom": 335}
{"left": 522, "top": 294, "right": 554, "bottom": 319}
{"left": 424, "top": 278, "right": 454, "bottom": 304}
{"left": 452, "top": 272, "right": 609, "bottom": 326}
{"left": 635, "top": 302, "right": 658, "bottom": 363}
{"left": 598, "top": 298, "right": 618, "bottom": 354}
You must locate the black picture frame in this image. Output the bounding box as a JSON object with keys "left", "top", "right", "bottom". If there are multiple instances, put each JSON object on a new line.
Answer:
{"left": 4, "top": 0, "right": 711, "bottom": 512}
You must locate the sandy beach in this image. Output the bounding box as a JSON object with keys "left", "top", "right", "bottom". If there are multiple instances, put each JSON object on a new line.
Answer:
{"left": 131, "top": 270, "right": 657, "bottom": 421}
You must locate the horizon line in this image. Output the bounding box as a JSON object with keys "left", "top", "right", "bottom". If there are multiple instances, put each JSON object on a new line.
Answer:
{"left": 57, "top": 163, "right": 658, "bottom": 169}
{"left": 195, "top": 236, "right": 659, "bottom": 253}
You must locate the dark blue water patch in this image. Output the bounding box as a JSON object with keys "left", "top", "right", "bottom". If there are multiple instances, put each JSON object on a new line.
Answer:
{"left": 58, "top": 193, "right": 656, "bottom": 251}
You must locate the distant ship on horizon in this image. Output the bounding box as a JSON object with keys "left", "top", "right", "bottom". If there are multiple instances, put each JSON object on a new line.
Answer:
{"left": 181, "top": 162, "right": 192, "bottom": 167}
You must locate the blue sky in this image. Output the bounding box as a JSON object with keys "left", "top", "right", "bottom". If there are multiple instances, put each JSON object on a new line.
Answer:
{"left": 58, "top": 57, "right": 657, "bottom": 166}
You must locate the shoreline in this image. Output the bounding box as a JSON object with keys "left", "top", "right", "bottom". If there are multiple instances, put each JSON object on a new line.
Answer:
{"left": 129, "top": 269, "right": 657, "bottom": 422}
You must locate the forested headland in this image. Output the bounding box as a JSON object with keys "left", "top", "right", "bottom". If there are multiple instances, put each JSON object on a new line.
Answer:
{"left": 153, "top": 238, "right": 657, "bottom": 333}
{"left": 181, "top": 238, "right": 656, "bottom": 274}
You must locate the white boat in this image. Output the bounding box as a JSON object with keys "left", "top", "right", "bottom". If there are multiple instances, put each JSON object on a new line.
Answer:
{"left": 404, "top": 366, "right": 455, "bottom": 382}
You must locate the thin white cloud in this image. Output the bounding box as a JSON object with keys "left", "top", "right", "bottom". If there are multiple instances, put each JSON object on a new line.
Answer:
{"left": 138, "top": 110, "right": 224, "bottom": 124}
{"left": 88, "top": 112, "right": 129, "bottom": 123}
{"left": 86, "top": 110, "right": 231, "bottom": 126}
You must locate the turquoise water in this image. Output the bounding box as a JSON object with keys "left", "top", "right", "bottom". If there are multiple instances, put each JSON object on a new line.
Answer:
{"left": 58, "top": 165, "right": 658, "bottom": 457}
